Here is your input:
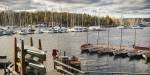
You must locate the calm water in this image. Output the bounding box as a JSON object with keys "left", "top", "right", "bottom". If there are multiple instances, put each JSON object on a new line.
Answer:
{"left": 0, "top": 27, "right": 150, "bottom": 74}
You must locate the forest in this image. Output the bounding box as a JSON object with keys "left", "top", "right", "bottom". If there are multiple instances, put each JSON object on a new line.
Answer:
{"left": 0, "top": 10, "right": 145, "bottom": 27}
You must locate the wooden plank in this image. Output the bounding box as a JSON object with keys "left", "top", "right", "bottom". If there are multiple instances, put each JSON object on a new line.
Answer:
{"left": 54, "top": 60, "right": 85, "bottom": 74}
{"left": 7, "top": 63, "right": 19, "bottom": 75}
{"left": 44, "top": 51, "right": 63, "bottom": 75}
{"left": 55, "top": 66, "right": 74, "bottom": 75}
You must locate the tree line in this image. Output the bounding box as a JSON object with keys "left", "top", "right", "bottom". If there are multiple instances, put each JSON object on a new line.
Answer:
{"left": 0, "top": 10, "right": 144, "bottom": 27}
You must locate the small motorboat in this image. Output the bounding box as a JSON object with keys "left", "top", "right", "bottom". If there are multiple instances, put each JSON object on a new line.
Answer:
{"left": 80, "top": 43, "right": 94, "bottom": 53}
{"left": 70, "top": 56, "right": 81, "bottom": 70}
{"left": 128, "top": 50, "right": 144, "bottom": 60}
{"left": 53, "top": 26, "right": 68, "bottom": 33}
{"left": 131, "top": 25, "right": 144, "bottom": 29}
{"left": 97, "top": 48, "right": 114, "bottom": 56}
{"left": 142, "top": 51, "right": 150, "bottom": 63}
{"left": 17, "top": 29, "right": 27, "bottom": 35}
{"left": 69, "top": 26, "right": 88, "bottom": 32}
{"left": 133, "top": 45, "right": 149, "bottom": 50}
{"left": 113, "top": 49, "right": 128, "bottom": 58}
{"left": 116, "top": 25, "right": 128, "bottom": 29}
{"left": 88, "top": 26, "right": 106, "bottom": 31}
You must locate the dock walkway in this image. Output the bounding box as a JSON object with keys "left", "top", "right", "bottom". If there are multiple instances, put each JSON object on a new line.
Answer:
{"left": 45, "top": 50, "right": 62, "bottom": 75}
{"left": 0, "top": 45, "right": 62, "bottom": 75}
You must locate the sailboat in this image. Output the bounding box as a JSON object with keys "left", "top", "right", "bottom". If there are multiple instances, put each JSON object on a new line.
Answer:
{"left": 52, "top": 26, "right": 67, "bottom": 33}
{"left": 88, "top": 26, "right": 105, "bottom": 31}
{"left": 1, "top": 11, "right": 14, "bottom": 35}
{"left": 131, "top": 18, "right": 144, "bottom": 29}
{"left": 116, "top": 16, "right": 128, "bottom": 29}
{"left": 80, "top": 11, "right": 97, "bottom": 53}
{"left": 113, "top": 17, "right": 128, "bottom": 58}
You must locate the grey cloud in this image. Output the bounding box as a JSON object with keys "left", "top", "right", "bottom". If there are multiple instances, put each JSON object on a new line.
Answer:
{"left": 0, "top": 0, "right": 149, "bottom": 17}
{"left": 48, "top": 0, "right": 100, "bottom": 4}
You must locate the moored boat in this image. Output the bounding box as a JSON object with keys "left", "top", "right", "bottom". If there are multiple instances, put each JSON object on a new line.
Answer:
{"left": 80, "top": 43, "right": 94, "bottom": 53}
{"left": 116, "top": 25, "right": 128, "bottom": 29}
{"left": 17, "top": 29, "right": 27, "bottom": 35}
{"left": 142, "top": 51, "right": 150, "bottom": 63}
{"left": 113, "top": 49, "right": 128, "bottom": 58}
{"left": 131, "top": 25, "right": 144, "bottom": 29}
{"left": 128, "top": 50, "right": 144, "bottom": 60}
{"left": 53, "top": 26, "right": 68, "bottom": 33}
{"left": 97, "top": 48, "right": 114, "bottom": 56}
{"left": 69, "top": 26, "right": 88, "bottom": 32}
{"left": 88, "top": 26, "right": 106, "bottom": 31}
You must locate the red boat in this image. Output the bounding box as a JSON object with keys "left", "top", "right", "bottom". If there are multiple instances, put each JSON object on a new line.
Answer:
{"left": 133, "top": 45, "right": 150, "bottom": 51}
{"left": 80, "top": 43, "right": 94, "bottom": 52}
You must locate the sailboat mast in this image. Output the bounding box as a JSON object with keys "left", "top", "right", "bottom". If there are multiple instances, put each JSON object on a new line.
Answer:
{"left": 19, "top": 11, "right": 22, "bottom": 28}
{"left": 119, "top": 15, "right": 123, "bottom": 50}
{"left": 108, "top": 29, "right": 110, "bottom": 49}
{"left": 120, "top": 29, "right": 123, "bottom": 50}
{"left": 134, "top": 29, "right": 137, "bottom": 47}
{"left": 66, "top": 9, "right": 69, "bottom": 27}
{"left": 82, "top": 12, "right": 83, "bottom": 27}
{"left": 97, "top": 17, "right": 100, "bottom": 46}
{"left": 60, "top": 8, "right": 62, "bottom": 27}
{"left": 85, "top": 11, "right": 89, "bottom": 43}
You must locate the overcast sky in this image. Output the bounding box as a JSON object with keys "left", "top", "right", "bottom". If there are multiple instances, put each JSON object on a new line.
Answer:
{"left": 0, "top": 0, "right": 150, "bottom": 18}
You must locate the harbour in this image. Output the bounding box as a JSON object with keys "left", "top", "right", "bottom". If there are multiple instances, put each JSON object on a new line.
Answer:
{"left": 0, "top": 0, "right": 150, "bottom": 75}
{"left": 0, "top": 27, "right": 150, "bottom": 75}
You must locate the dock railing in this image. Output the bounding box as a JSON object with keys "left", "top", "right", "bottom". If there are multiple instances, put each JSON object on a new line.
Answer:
{"left": 7, "top": 63, "right": 19, "bottom": 75}
{"left": 54, "top": 60, "right": 85, "bottom": 75}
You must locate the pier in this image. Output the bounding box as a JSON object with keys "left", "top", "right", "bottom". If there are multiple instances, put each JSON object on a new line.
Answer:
{"left": 0, "top": 37, "right": 62, "bottom": 75}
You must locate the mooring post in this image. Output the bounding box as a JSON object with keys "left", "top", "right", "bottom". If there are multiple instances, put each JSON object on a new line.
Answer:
{"left": 4, "top": 64, "right": 6, "bottom": 75}
{"left": 38, "top": 39, "right": 42, "bottom": 50}
{"left": 14, "top": 37, "right": 18, "bottom": 72}
{"left": 30, "top": 37, "right": 33, "bottom": 46}
{"left": 7, "top": 69, "right": 10, "bottom": 75}
{"left": 64, "top": 51, "right": 66, "bottom": 56}
{"left": 21, "top": 40, "right": 25, "bottom": 75}
{"left": 54, "top": 61, "right": 56, "bottom": 69}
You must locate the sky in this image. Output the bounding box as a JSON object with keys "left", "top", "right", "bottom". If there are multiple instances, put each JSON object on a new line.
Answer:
{"left": 0, "top": 0, "right": 150, "bottom": 18}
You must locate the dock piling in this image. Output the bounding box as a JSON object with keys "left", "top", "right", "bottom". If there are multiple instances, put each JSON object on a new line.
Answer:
{"left": 14, "top": 37, "right": 18, "bottom": 72}
{"left": 21, "top": 40, "right": 25, "bottom": 75}
{"left": 38, "top": 39, "right": 42, "bottom": 50}
{"left": 30, "top": 37, "right": 33, "bottom": 46}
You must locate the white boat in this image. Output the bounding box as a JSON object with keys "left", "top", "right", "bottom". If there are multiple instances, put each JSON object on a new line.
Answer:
{"left": 53, "top": 26, "right": 68, "bottom": 33}
{"left": 17, "top": 29, "right": 27, "bottom": 35}
{"left": 116, "top": 25, "right": 128, "bottom": 29}
{"left": 41, "top": 28, "right": 53, "bottom": 33}
{"left": 34, "top": 29, "right": 43, "bottom": 34}
{"left": 0, "top": 29, "right": 3, "bottom": 36}
{"left": 26, "top": 29, "right": 35, "bottom": 34}
{"left": 88, "top": 26, "right": 105, "bottom": 31}
{"left": 131, "top": 25, "right": 144, "bottom": 29}
{"left": 142, "top": 51, "right": 150, "bottom": 60}
{"left": 69, "top": 26, "right": 88, "bottom": 32}
{"left": 2, "top": 30, "right": 13, "bottom": 35}
{"left": 60, "top": 27, "right": 68, "bottom": 33}
{"left": 0, "top": 26, "right": 14, "bottom": 35}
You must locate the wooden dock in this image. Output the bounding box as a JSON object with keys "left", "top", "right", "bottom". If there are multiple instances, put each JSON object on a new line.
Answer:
{"left": 0, "top": 37, "right": 62, "bottom": 75}
{"left": 44, "top": 50, "right": 62, "bottom": 75}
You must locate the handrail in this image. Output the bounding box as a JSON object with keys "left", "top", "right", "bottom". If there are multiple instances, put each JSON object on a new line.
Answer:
{"left": 54, "top": 60, "right": 85, "bottom": 74}
{"left": 7, "top": 63, "right": 19, "bottom": 75}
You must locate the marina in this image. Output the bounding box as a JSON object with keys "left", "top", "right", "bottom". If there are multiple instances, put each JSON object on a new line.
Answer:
{"left": 0, "top": 27, "right": 149, "bottom": 75}
{"left": 0, "top": 0, "right": 150, "bottom": 75}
